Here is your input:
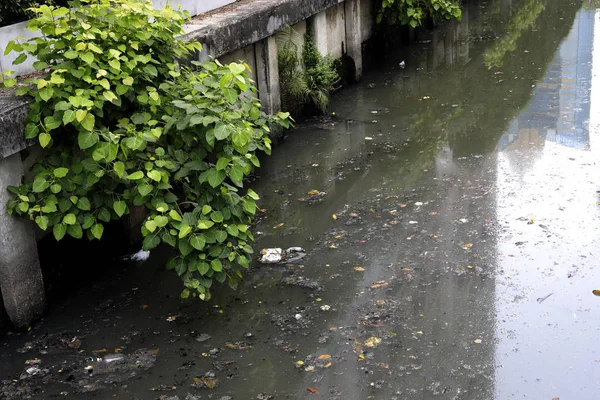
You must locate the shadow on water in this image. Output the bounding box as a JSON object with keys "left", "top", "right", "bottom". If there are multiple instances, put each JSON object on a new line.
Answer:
{"left": 0, "top": 0, "right": 594, "bottom": 399}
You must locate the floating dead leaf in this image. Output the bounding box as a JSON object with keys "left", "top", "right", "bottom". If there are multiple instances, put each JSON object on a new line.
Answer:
{"left": 401, "top": 267, "right": 412, "bottom": 271}
{"left": 364, "top": 337, "right": 382, "bottom": 348}
{"left": 140, "top": 304, "right": 148, "bottom": 309}
{"left": 317, "top": 354, "right": 331, "bottom": 360}
{"left": 429, "top": 212, "right": 438, "bottom": 216}
{"left": 307, "top": 189, "right": 321, "bottom": 195}
{"left": 92, "top": 348, "right": 107, "bottom": 354}
{"left": 332, "top": 214, "right": 337, "bottom": 220}
{"left": 312, "top": 163, "right": 319, "bottom": 167}
{"left": 358, "top": 354, "right": 365, "bottom": 360}
{"left": 552, "top": 398, "right": 560, "bottom": 400}
{"left": 151, "top": 349, "right": 160, "bottom": 355}
{"left": 370, "top": 281, "right": 389, "bottom": 289}
{"left": 274, "top": 223, "right": 284, "bottom": 228}
{"left": 593, "top": 290, "right": 600, "bottom": 296}
{"left": 323, "top": 362, "right": 332, "bottom": 368}
{"left": 461, "top": 243, "right": 473, "bottom": 250}
{"left": 333, "top": 234, "right": 345, "bottom": 239}
{"left": 307, "top": 387, "right": 320, "bottom": 394}
{"left": 166, "top": 315, "right": 177, "bottom": 322}
{"left": 400, "top": 204, "right": 407, "bottom": 208}
{"left": 474, "top": 339, "right": 482, "bottom": 344}
{"left": 296, "top": 360, "right": 304, "bottom": 366}
{"left": 193, "top": 376, "right": 217, "bottom": 389}
{"left": 379, "top": 363, "right": 389, "bottom": 369}
{"left": 329, "top": 327, "right": 337, "bottom": 331}
{"left": 328, "top": 244, "right": 338, "bottom": 249}
{"left": 354, "top": 267, "right": 365, "bottom": 271}
{"left": 376, "top": 300, "right": 386, "bottom": 305}
{"left": 226, "top": 342, "right": 252, "bottom": 350}
{"left": 408, "top": 355, "right": 417, "bottom": 359}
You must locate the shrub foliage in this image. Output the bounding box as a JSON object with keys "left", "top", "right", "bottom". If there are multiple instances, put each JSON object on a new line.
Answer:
{"left": 3, "top": 0, "right": 290, "bottom": 299}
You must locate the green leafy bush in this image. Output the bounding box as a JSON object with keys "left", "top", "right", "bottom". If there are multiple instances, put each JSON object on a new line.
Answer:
{"left": 276, "top": 27, "right": 339, "bottom": 115}
{"left": 3, "top": 0, "right": 290, "bottom": 299}
{"left": 378, "top": 0, "right": 462, "bottom": 28}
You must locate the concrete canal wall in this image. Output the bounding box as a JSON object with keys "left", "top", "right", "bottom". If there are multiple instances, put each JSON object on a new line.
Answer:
{"left": 0, "top": 0, "right": 377, "bottom": 329}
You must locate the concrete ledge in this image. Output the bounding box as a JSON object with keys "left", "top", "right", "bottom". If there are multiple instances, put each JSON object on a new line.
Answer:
{"left": 0, "top": 93, "right": 31, "bottom": 161}
{"left": 183, "top": 0, "right": 345, "bottom": 59}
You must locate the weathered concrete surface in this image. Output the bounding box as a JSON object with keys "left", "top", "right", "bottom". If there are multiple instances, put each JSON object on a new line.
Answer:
{"left": 255, "top": 36, "right": 282, "bottom": 114}
{"left": 0, "top": 93, "right": 31, "bottom": 161}
{"left": 0, "top": 153, "right": 45, "bottom": 329}
{"left": 185, "top": 0, "right": 346, "bottom": 59}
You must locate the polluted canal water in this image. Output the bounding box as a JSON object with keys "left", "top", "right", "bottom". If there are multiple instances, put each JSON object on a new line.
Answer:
{"left": 2, "top": 0, "right": 600, "bottom": 398}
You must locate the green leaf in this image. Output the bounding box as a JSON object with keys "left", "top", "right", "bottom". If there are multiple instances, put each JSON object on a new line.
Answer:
{"left": 147, "top": 170, "right": 161, "bottom": 182}
{"left": 137, "top": 182, "right": 153, "bottom": 196}
{"left": 25, "top": 123, "right": 38, "bottom": 139}
{"left": 216, "top": 157, "right": 229, "bottom": 170}
{"left": 197, "top": 220, "right": 214, "bottom": 229}
{"left": 169, "top": 210, "right": 182, "bottom": 221}
{"left": 145, "top": 220, "right": 157, "bottom": 232}
{"left": 211, "top": 259, "right": 223, "bottom": 272}
{"left": 91, "top": 223, "right": 104, "bottom": 239}
{"left": 44, "top": 116, "right": 61, "bottom": 130}
{"left": 77, "top": 197, "right": 91, "bottom": 210}
{"left": 113, "top": 200, "right": 127, "bottom": 217}
{"left": 207, "top": 169, "right": 226, "bottom": 188}
{"left": 35, "top": 215, "right": 49, "bottom": 231}
{"left": 190, "top": 235, "right": 206, "bottom": 250}
{"left": 78, "top": 131, "right": 98, "bottom": 149}
{"left": 113, "top": 161, "right": 125, "bottom": 178}
{"left": 32, "top": 177, "right": 49, "bottom": 193}
{"left": 88, "top": 43, "right": 102, "bottom": 53}
{"left": 154, "top": 215, "right": 168, "bottom": 227}
{"left": 161, "top": 231, "right": 176, "bottom": 247}
{"left": 178, "top": 224, "right": 192, "bottom": 239}
{"left": 64, "top": 50, "right": 78, "bottom": 59}
{"left": 202, "top": 205, "right": 212, "bottom": 215}
{"left": 75, "top": 109, "right": 86, "bottom": 121}
{"left": 80, "top": 113, "right": 95, "bottom": 131}
{"left": 178, "top": 239, "right": 193, "bottom": 256}
{"left": 18, "top": 202, "right": 28, "bottom": 212}
{"left": 98, "top": 208, "right": 111, "bottom": 222}
{"left": 122, "top": 76, "right": 133, "bottom": 86}
{"left": 80, "top": 52, "right": 94, "bottom": 64}
{"left": 103, "top": 90, "right": 117, "bottom": 103}
{"left": 232, "top": 130, "right": 248, "bottom": 147}
{"left": 213, "top": 124, "right": 230, "bottom": 140}
{"left": 143, "top": 234, "right": 161, "bottom": 250}
{"left": 63, "top": 213, "right": 76, "bottom": 225}
{"left": 13, "top": 53, "right": 27, "bottom": 65}
{"left": 228, "top": 63, "right": 246, "bottom": 75}
{"left": 82, "top": 215, "right": 95, "bottom": 229}
{"left": 53, "top": 167, "right": 69, "bottom": 178}
{"left": 247, "top": 189, "right": 260, "bottom": 200}
{"left": 39, "top": 133, "right": 52, "bottom": 148}
{"left": 210, "top": 211, "right": 223, "bottom": 223}
{"left": 63, "top": 109, "right": 75, "bottom": 124}
{"left": 67, "top": 223, "right": 83, "bottom": 239}
{"left": 226, "top": 224, "right": 239, "bottom": 237}
{"left": 215, "top": 230, "right": 227, "bottom": 243}
{"left": 127, "top": 171, "right": 144, "bottom": 180}
{"left": 53, "top": 223, "right": 67, "bottom": 241}
{"left": 224, "top": 88, "right": 237, "bottom": 104}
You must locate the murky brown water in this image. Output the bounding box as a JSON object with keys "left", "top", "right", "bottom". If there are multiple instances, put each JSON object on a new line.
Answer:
{"left": 2, "top": 0, "right": 600, "bottom": 399}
